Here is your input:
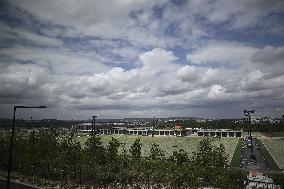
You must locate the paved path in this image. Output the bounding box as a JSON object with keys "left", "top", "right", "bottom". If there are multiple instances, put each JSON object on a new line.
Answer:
{"left": 240, "top": 138, "right": 269, "bottom": 172}
{"left": 0, "top": 178, "right": 43, "bottom": 189}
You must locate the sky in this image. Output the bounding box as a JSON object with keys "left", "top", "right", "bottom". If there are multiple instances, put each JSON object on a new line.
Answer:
{"left": 0, "top": 0, "right": 284, "bottom": 119}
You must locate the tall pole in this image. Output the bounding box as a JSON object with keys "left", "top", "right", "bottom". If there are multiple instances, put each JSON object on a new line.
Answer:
{"left": 6, "top": 106, "right": 46, "bottom": 189}
{"left": 92, "top": 116, "right": 97, "bottom": 133}
{"left": 152, "top": 117, "right": 155, "bottom": 137}
{"left": 248, "top": 112, "right": 254, "bottom": 158}
{"left": 6, "top": 107, "right": 16, "bottom": 189}
{"left": 249, "top": 113, "right": 252, "bottom": 140}
{"left": 244, "top": 109, "right": 255, "bottom": 160}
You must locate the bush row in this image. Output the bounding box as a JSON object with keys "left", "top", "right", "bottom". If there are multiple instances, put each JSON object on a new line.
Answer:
{"left": 0, "top": 130, "right": 246, "bottom": 188}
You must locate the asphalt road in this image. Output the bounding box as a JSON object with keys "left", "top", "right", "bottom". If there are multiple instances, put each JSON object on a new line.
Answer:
{"left": 240, "top": 138, "right": 269, "bottom": 172}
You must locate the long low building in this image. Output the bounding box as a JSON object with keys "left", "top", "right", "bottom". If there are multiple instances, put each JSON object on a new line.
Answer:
{"left": 197, "top": 129, "right": 242, "bottom": 138}
{"left": 74, "top": 123, "right": 242, "bottom": 137}
{"left": 97, "top": 128, "right": 190, "bottom": 136}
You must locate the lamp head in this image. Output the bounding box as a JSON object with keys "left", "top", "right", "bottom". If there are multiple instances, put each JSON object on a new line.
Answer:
{"left": 14, "top": 106, "right": 26, "bottom": 109}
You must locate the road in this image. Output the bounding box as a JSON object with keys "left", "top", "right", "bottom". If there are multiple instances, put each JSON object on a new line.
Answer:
{"left": 240, "top": 138, "right": 269, "bottom": 172}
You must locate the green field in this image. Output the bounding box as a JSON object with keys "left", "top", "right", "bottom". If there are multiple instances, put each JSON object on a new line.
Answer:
{"left": 252, "top": 132, "right": 284, "bottom": 138}
{"left": 230, "top": 138, "right": 243, "bottom": 167}
{"left": 76, "top": 134, "right": 238, "bottom": 163}
{"left": 261, "top": 138, "right": 284, "bottom": 170}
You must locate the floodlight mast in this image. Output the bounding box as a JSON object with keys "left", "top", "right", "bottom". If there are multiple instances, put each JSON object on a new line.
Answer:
{"left": 92, "top": 115, "right": 97, "bottom": 133}
{"left": 6, "top": 106, "right": 47, "bottom": 189}
{"left": 152, "top": 117, "right": 155, "bottom": 137}
{"left": 243, "top": 109, "right": 255, "bottom": 160}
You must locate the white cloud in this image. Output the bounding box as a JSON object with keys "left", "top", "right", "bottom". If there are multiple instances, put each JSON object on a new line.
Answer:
{"left": 139, "top": 48, "right": 178, "bottom": 68}
{"left": 241, "top": 70, "right": 284, "bottom": 92}
{"left": 1, "top": 1, "right": 284, "bottom": 119}
{"left": 8, "top": 0, "right": 147, "bottom": 27}
{"left": 0, "top": 45, "right": 110, "bottom": 75}
{"left": 251, "top": 46, "right": 284, "bottom": 65}
{"left": 207, "top": 85, "right": 226, "bottom": 99}
{"left": 186, "top": 41, "right": 257, "bottom": 66}
{"left": 0, "top": 63, "right": 49, "bottom": 103}
{"left": 187, "top": 0, "right": 284, "bottom": 29}
{"left": 177, "top": 65, "right": 228, "bottom": 86}
{"left": 7, "top": 0, "right": 174, "bottom": 48}
{"left": 0, "top": 22, "right": 63, "bottom": 46}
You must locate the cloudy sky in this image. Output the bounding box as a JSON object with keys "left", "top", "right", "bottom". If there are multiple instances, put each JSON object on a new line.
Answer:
{"left": 0, "top": 0, "right": 284, "bottom": 119}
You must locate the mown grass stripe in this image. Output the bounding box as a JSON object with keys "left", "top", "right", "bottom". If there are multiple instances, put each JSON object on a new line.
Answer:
{"left": 255, "top": 138, "right": 281, "bottom": 171}
{"left": 230, "top": 138, "right": 243, "bottom": 167}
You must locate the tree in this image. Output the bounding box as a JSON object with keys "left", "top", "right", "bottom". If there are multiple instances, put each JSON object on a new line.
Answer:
{"left": 214, "top": 143, "right": 228, "bottom": 168}
{"left": 171, "top": 149, "right": 188, "bottom": 166}
{"left": 129, "top": 138, "right": 142, "bottom": 160}
{"left": 84, "top": 133, "right": 105, "bottom": 165}
{"left": 169, "top": 149, "right": 190, "bottom": 188}
{"left": 149, "top": 144, "right": 165, "bottom": 161}
{"left": 192, "top": 137, "right": 215, "bottom": 168}
{"left": 148, "top": 144, "right": 167, "bottom": 186}
{"left": 58, "top": 132, "right": 82, "bottom": 173}
{"left": 106, "top": 137, "right": 120, "bottom": 164}
{"left": 190, "top": 137, "right": 234, "bottom": 187}
{"left": 0, "top": 133, "right": 9, "bottom": 165}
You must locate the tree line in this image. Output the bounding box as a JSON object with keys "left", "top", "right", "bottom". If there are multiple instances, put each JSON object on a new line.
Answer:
{"left": 1, "top": 129, "right": 247, "bottom": 188}
{"left": 154, "top": 120, "right": 284, "bottom": 133}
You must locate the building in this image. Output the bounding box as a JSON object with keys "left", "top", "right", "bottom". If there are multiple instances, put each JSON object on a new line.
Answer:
{"left": 74, "top": 123, "right": 241, "bottom": 138}
{"left": 245, "top": 171, "right": 280, "bottom": 189}
{"left": 196, "top": 129, "right": 242, "bottom": 138}
{"left": 74, "top": 122, "right": 114, "bottom": 132}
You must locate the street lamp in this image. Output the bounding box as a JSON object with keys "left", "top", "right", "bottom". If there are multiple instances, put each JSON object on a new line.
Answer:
{"left": 243, "top": 109, "right": 255, "bottom": 160}
{"left": 152, "top": 117, "right": 156, "bottom": 137}
{"left": 6, "top": 105, "right": 47, "bottom": 189}
{"left": 92, "top": 116, "right": 97, "bottom": 133}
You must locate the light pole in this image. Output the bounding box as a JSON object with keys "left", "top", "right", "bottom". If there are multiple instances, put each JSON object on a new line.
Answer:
{"left": 6, "top": 105, "right": 47, "bottom": 189}
{"left": 243, "top": 109, "right": 255, "bottom": 160}
{"left": 152, "top": 117, "right": 155, "bottom": 137}
{"left": 119, "top": 141, "right": 126, "bottom": 189}
{"left": 92, "top": 116, "right": 97, "bottom": 133}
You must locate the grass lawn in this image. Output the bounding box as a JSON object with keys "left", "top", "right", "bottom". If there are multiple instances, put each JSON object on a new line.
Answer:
{"left": 76, "top": 134, "right": 238, "bottom": 163}
{"left": 230, "top": 138, "right": 243, "bottom": 167}
{"left": 252, "top": 132, "right": 284, "bottom": 138}
{"left": 261, "top": 138, "right": 284, "bottom": 170}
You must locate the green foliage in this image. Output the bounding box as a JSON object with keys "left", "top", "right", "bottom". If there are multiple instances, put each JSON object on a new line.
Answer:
{"left": 215, "top": 143, "right": 229, "bottom": 167}
{"left": 171, "top": 149, "right": 189, "bottom": 166}
{"left": 268, "top": 172, "right": 284, "bottom": 185}
{"left": 149, "top": 144, "right": 165, "bottom": 161}
{"left": 230, "top": 138, "right": 243, "bottom": 167}
{"left": 192, "top": 137, "right": 228, "bottom": 168}
{"left": 106, "top": 137, "right": 120, "bottom": 163}
{"left": 0, "top": 132, "right": 9, "bottom": 165}
{"left": 0, "top": 132, "right": 262, "bottom": 188}
{"left": 84, "top": 133, "right": 105, "bottom": 165}
{"left": 58, "top": 132, "right": 82, "bottom": 172}
{"left": 255, "top": 138, "right": 281, "bottom": 171}
{"left": 129, "top": 137, "right": 142, "bottom": 160}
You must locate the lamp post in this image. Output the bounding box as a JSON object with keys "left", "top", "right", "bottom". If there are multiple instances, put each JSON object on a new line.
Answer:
{"left": 152, "top": 117, "right": 155, "bottom": 137}
{"left": 243, "top": 109, "right": 255, "bottom": 160}
{"left": 92, "top": 116, "right": 97, "bottom": 133}
{"left": 6, "top": 106, "right": 47, "bottom": 189}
